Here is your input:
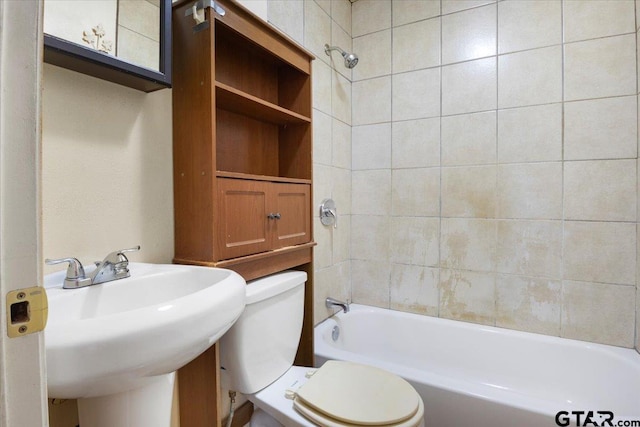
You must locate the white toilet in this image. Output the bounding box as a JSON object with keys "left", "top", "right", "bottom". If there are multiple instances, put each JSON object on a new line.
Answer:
{"left": 219, "top": 271, "right": 425, "bottom": 427}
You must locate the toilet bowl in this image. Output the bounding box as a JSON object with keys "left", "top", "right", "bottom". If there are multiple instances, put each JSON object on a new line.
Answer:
{"left": 219, "top": 271, "right": 424, "bottom": 427}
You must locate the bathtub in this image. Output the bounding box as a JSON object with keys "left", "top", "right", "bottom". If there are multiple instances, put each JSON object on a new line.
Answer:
{"left": 314, "top": 304, "right": 640, "bottom": 427}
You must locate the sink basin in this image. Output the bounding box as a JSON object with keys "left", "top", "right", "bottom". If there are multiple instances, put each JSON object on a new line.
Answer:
{"left": 44, "top": 262, "right": 246, "bottom": 427}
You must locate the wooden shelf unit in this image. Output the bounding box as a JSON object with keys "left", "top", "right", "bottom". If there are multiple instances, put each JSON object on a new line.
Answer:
{"left": 171, "top": 0, "right": 315, "bottom": 426}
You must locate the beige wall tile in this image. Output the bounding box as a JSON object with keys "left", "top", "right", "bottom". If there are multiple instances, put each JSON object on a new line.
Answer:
{"left": 442, "top": 57, "right": 497, "bottom": 115}
{"left": 332, "top": 71, "right": 352, "bottom": 125}
{"left": 316, "top": 0, "right": 331, "bottom": 15}
{"left": 314, "top": 219, "right": 333, "bottom": 269}
{"left": 497, "top": 163, "right": 562, "bottom": 220}
{"left": 392, "top": 117, "right": 440, "bottom": 168}
{"left": 496, "top": 275, "right": 561, "bottom": 335}
{"left": 352, "top": 169, "right": 391, "bottom": 215}
{"left": 353, "top": 30, "right": 391, "bottom": 81}
{"left": 268, "top": 0, "right": 304, "bottom": 44}
{"left": 498, "top": 46, "right": 562, "bottom": 108}
{"left": 304, "top": 0, "right": 332, "bottom": 63}
{"left": 441, "top": 111, "right": 496, "bottom": 166}
{"left": 442, "top": 3, "right": 496, "bottom": 64}
{"left": 391, "top": 217, "right": 440, "bottom": 267}
{"left": 393, "top": 0, "right": 440, "bottom": 27}
{"left": 440, "top": 218, "right": 497, "bottom": 272}
{"left": 561, "top": 281, "right": 636, "bottom": 347}
{"left": 353, "top": 76, "right": 391, "bottom": 125}
{"left": 333, "top": 214, "right": 350, "bottom": 263}
{"left": 496, "top": 220, "right": 562, "bottom": 278}
{"left": 351, "top": 215, "right": 390, "bottom": 261}
{"left": 117, "top": 27, "right": 159, "bottom": 71}
{"left": 564, "top": 0, "right": 635, "bottom": 44}
{"left": 331, "top": 0, "right": 352, "bottom": 35}
{"left": 314, "top": 262, "right": 351, "bottom": 324}
{"left": 237, "top": 0, "right": 267, "bottom": 20}
{"left": 313, "top": 164, "right": 333, "bottom": 211}
{"left": 636, "top": 280, "right": 640, "bottom": 350}
{"left": 331, "top": 19, "right": 353, "bottom": 80}
{"left": 391, "top": 167, "right": 440, "bottom": 216}
{"left": 564, "top": 34, "right": 636, "bottom": 101}
{"left": 352, "top": 123, "right": 391, "bottom": 170}
{"left": 332, "top": 167, "right": 352, "bottom": 215}
{"left": 497, "top": 0, "right": 561, "bottom": 54}
{"left": 332, "top": 118, "right": 351, "bottom": 169}
{"left": 118, "top": 0, "right": 159, "bottom": 41}
{"left": 442, "top": 0, "right": 495, "bottom": 15}
{"left": 637, "top": 31, "right": 640, "bottom": 96}
{"left": 393, "top": 18, "right": 440, "bottom": 73}
{"left": 312, "top": 60, "right": 332, "bottom": 115}
{"left": 564, "top": 159, "right": 637, "bottom": 222}
{"left": 313, "top": 109, "right": 332, "bottom": 166}
{"left": 392, "top": 68, "right": 441, "bottom": 121}
{"left": 352, "top": 260, "right": 391, "bottom": 308}
{"left": 563, "top": 221, "right": 636, "bottom": 285}
{"left": 497, "top": 104, "right": 562, "bottom": 163}
{"left": 439, "top": 269, "right": 496, "bottom": 325}
{"left": 441, "top": 165, "right": 497, "bottom": 218}
{"left": 352, "top": 0, "right": 391, "bottom": 37}
{"left": 391, "top": 264, "right": 439, "bottom": 316}
{"left": 564, "top": 96, "right": 638, "bottom": 161}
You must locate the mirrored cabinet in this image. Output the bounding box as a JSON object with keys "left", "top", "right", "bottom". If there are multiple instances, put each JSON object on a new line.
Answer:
{"left": 43, "top": 0, "right": 171, "bottom": 92}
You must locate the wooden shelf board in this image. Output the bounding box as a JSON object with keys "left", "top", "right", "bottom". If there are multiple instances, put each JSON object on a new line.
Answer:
{"left": 174, "top": 242, "right": 315, "bottom": 281}
{"left": 216, "top": 171, "right": 311, "bottom": 184}
{"left": 215, "top": 82, "right": 310, "bottom": 125}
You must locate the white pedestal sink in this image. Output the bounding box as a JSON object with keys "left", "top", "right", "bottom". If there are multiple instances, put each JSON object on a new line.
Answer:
{"left": 44, "top": 263, "right": 246, "bottom": 427}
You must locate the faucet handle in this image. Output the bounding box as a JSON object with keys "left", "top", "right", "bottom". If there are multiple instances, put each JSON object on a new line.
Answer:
{"left": 45, "top": 257, "right": 91, "bottom": 289}
{"left": 103, "top": 245, "right": 141, "bottom": 264}
{"left": 119, "top": 246, "right": 141, "bottom": 254}
{"left": 45, "top": 257, "right": 86, "bottom": 278}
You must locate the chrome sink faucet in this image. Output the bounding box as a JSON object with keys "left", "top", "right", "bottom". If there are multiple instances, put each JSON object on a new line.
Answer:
{"left": 90, "top": 246, "right": 141, "bottom": 285}
{"left": 46, "top": 246, "right": 140, "bottom": 289}
{"left": 326, "top": 297, "right": 350, "bottom": 313}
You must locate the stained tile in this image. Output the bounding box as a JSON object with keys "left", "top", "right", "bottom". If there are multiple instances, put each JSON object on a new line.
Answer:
{"left": 496, "top": 275, "right": 561, "bottom": 336}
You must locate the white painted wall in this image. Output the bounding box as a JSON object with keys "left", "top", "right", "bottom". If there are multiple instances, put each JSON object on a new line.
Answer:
{"left": 42, "top": 64, "right": 174, "bottom": 272}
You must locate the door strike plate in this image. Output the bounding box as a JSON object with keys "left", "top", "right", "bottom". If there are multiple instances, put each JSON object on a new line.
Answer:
{"left": 6, "top": 286, "right": 48, "bottom": 338}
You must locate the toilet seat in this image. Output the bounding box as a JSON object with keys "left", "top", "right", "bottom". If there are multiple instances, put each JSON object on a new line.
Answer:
{"left": 292, "top": 361, "right": 424, "bottom": 427}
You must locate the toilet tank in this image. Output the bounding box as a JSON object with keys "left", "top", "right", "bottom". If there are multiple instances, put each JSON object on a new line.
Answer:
{"left": 219, "top": 270, "right": 307, "bottom": 394}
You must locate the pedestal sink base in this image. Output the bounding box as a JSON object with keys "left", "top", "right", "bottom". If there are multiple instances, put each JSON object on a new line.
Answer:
{"left": 77, "top": 372, "right": 175, "bottom": 427}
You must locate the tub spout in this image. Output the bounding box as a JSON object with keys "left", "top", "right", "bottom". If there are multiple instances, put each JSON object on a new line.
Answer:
{"left": 326, "top": 297, "right": 350, "bottom": 313}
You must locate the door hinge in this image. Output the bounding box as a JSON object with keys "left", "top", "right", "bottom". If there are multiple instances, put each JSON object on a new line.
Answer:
{"left": 6, "top": 286, "right": 48, "bottom": 338}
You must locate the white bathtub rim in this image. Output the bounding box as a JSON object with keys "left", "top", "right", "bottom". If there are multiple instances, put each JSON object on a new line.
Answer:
{"left": 315, "top": 331, "right": 565, "bottom": 418}
{"left": 315, "top": 304, "right": 640, "bottom": 418}
{"left": 320, "top": 304, "right": 640, "bottom": 362}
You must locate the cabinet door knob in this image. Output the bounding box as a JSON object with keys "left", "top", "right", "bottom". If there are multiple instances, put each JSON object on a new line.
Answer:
{"left": 267, "top": 213, "right": 281, "bottom": 220}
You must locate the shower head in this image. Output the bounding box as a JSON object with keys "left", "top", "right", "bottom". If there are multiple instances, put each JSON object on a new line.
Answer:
{"left": 324, "top": 44, "right": 359, "bottom": 69}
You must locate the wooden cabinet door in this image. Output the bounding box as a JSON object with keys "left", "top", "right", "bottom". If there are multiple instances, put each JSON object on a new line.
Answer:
{"left": 216, "top": 178, "right": 271, "bottom": 260}
{"left": 271, "top": 183, "right": 311, "bottom": 249}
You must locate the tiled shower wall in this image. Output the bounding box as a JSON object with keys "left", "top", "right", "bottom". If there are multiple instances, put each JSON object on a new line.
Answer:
{"left": 350, "top": 0, "right": 639, "bottom": 349}
{"left": 238, "top": 0, "right": 355, "bottom": 324}
{"left": 262, "top": 1, "right": 355, "bottom": 324}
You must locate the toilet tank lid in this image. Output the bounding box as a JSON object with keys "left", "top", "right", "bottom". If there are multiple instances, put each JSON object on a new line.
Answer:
{"left": 245, "top": 270, "right": 307, "bottom": 304}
